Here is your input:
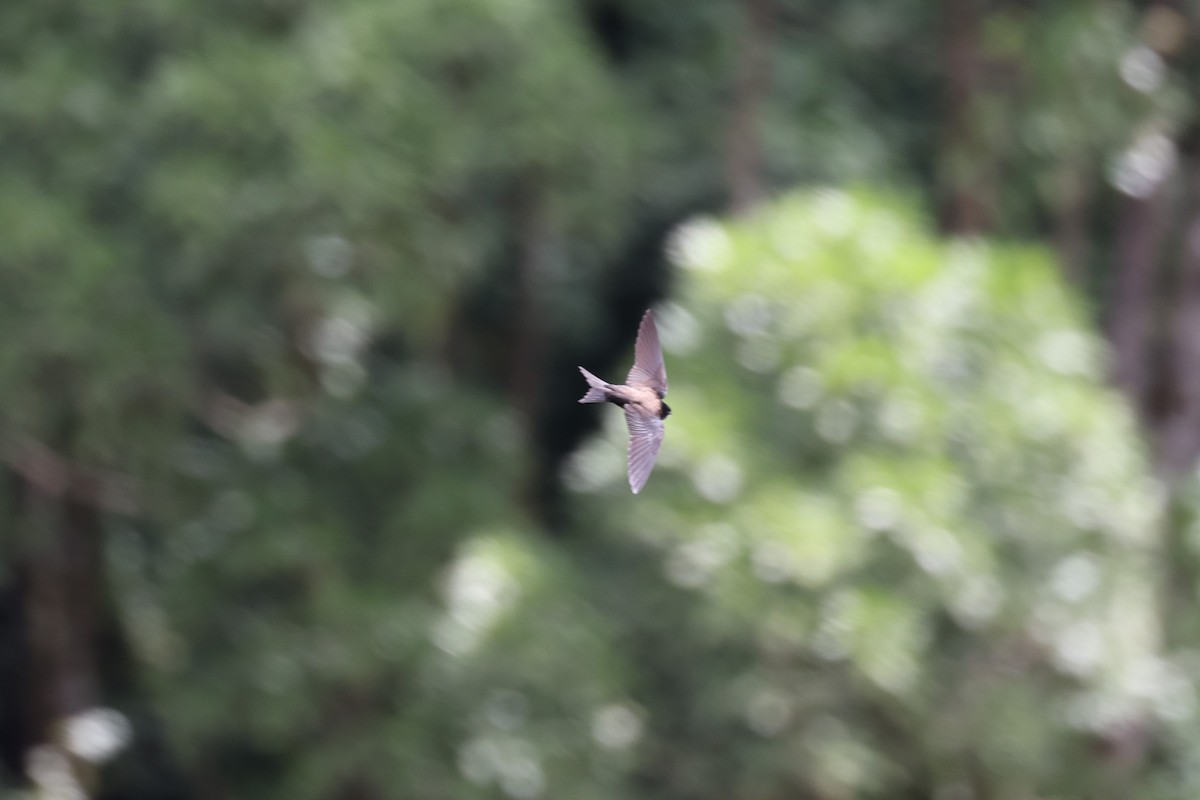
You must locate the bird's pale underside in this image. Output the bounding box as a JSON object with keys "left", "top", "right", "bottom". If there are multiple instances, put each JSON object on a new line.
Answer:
{"left": 578, "top": 309, "right": 671, "bottom": 494}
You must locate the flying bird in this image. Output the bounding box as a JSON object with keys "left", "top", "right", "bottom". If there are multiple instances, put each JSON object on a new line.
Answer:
{"left": 578, "top": 309, "right": 671, "bottom": 494}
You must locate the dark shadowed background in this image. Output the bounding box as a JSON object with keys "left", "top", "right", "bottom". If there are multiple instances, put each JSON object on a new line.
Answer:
{"left": 2, "top": 1, "right": 1200, "bottom": 798}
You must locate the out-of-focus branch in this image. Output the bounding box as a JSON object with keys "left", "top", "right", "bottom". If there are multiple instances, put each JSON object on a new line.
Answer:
{"left": 3, "top": 389, "right": 306, "bottom": 516}
{"left": 198, "top": 391, "right": 302, "bottom": 446}
{"left": 4, "top": 436, "right": 140, "bottom": 515}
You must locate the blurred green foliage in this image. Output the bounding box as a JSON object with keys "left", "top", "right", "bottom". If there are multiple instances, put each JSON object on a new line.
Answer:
{"left": 563, "top": 190, "right": 1168, "bottom": 799}
{"left": 106, "top": 191, "right": 1171, "bottom": 800}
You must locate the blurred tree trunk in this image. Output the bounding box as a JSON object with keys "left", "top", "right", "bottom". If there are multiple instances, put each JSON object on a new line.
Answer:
{"left": 1109, "top": 185, "right": 1171, "bottom": 418}
{"left": 16, "top": 486, "right": 104, "bottom": 796}
{"left": 724, "top": 0, "right": 775, "bottom": 215}
{"left": 936, "top": 0, "right": 991, "bottom": 234}
{"left": 0, "top": 494, "right": 28, "bottom": 782}
{"left": 1052, "top": 161, "right": 1094, "bottom": 285}
{"left": 25, "top": 498, "right": 103, "bottom": 727}
{"left": 0, "top": 432, "right": 147, "bottom": 795}
{"left": 1155, "top": 161, "right": 1200, "bottom": 478}
{"left": 510, "top": 171, "right": 552, "bottom": 514}
{"left": 1141, "top": 22, "right": 1200, "bottom": 481}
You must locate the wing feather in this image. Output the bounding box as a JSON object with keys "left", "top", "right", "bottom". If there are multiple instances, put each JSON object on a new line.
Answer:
{"left": 624, "top": 407, "right": 665, "bottom": 494}
{"left": 626, "top": 310, "right": 668, "bottom": 395}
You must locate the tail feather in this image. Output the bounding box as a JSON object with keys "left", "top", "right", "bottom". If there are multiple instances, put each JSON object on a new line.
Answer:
{"left": 578, "top": 367, "right": 609, "bottom": 403}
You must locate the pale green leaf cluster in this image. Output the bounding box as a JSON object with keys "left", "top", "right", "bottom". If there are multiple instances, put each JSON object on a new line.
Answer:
{"left": 568, "top": 189, "right": 1169, "bottom": 798}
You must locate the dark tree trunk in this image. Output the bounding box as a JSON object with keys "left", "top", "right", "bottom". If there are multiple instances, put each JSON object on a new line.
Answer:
{"left": 1109, "top": 186, "right": 1171, "bottom": 415}
{"left": 0, "top": 433, "right": 152, "bottom": 795}
{"left": 9, "top": 475, "right": 107, "bottom": 798}
{"left": 1154, "top": 161, "right": 1200, "bottom": 478}
{"left": 724, "top": 0, "right": 775, "bottom": 215}
{"left": 936, "top": 0, "right": 990, "bottom": 234}
{"left": 1052, "top": 161, "right": 1094, "bottom": 286}
{"left": 510, "top": 171, "right": 553, "bottom": 515}
{"left": 0, "top": 499, "right": 29, "bottom": 783}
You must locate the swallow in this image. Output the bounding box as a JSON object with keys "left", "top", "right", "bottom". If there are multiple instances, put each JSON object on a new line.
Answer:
{"left": 578, "top": 309, "right": 671, "bottom": 494}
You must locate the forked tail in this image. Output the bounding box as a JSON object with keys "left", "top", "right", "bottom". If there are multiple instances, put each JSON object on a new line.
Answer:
{"left": 577, "top": 367, "right": 609, "bottom": 403}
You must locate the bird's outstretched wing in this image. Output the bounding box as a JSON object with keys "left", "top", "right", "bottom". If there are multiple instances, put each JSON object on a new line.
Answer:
{"left": 626, "top": 309, "right": 668, "bottom": 396}
{"left": 624, "top": 407, "right": 665, "bottom": 494}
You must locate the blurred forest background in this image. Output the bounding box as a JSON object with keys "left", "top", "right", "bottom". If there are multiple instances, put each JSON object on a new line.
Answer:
{"left": 6, "top": 0, "right": 1200, "bottom": 798}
